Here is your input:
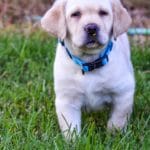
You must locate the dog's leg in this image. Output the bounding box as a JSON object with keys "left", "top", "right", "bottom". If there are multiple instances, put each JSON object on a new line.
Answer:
{"left": 107, "top": 91, "right": 134, "bottom": 131}
{"left": 55, "top": 99, "right": 81, "bottom": 140}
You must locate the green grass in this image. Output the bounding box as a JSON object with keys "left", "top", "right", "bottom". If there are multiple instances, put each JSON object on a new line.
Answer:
{"left": 0, "top": 30, "right": 150, "bottom": 149}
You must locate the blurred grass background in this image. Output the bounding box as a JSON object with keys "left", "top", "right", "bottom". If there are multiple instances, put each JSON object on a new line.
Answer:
{"left": 0, "top": 0, "right": 150, "bottom": 27}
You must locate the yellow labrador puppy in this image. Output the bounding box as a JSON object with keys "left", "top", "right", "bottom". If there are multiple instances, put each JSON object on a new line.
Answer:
{"left": 41, "top": 0, "right": 135, "bottom": 139}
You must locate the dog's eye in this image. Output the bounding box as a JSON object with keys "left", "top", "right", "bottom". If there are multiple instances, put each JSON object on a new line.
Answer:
{"left": 71, "top": 11, "right": 81, "bottom": 18}
{"left": 99, "top": 10, "right": 108, "bottom": 16}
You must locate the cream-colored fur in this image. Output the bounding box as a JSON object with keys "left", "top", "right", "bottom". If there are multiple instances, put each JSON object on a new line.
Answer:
{"left": 41, "top": 0, "right": 135, "bottom": 140}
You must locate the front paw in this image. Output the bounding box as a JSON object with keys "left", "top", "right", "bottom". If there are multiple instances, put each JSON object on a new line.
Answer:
{"left": 107, "top": 117, "right": 127, "bottom": 132}
{"left": 63, "top": 128, "right": 79, "bottom": 142}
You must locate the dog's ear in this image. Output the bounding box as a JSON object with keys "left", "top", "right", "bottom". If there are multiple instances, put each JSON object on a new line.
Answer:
{"left": 41, "top": 0, "right": 67, "bottom": 40}
{"left": 112, "top": 0, "right": 132, "bottom": 38}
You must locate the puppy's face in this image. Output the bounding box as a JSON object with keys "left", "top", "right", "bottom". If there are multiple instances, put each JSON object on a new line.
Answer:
{"left": 41, "top": 0, "right": 131, "bottom": 53}
{"left": 65, "top": 0, "right": 113, "bottom": 50}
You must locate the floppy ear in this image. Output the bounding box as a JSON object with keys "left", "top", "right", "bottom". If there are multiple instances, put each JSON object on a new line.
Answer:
{"left": 112, "top": 0, "right": 132, "bottom": 38}
{"left": 41, "top": 0, "right": 67, "bottom": 39}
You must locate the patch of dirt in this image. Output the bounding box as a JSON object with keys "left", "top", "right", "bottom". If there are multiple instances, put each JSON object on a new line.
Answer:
{"left": 0, "top": 0, "right": 54, "bottom": 26}
{"left": 122, "top": 0, "right": 150, "bottom": 28}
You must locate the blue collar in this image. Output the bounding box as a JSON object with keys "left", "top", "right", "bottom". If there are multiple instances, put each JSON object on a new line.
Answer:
{"left": 59, "top": 40, "right": 113, "bottom": 74}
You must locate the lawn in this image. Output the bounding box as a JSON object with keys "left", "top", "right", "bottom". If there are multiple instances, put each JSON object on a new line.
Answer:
{"left": 0, "top": 29, "right": 149, "bottom": 149}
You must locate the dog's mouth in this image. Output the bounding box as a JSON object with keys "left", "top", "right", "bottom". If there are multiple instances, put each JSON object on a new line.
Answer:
{"left": 86, "top": 39, "right": 98, "bottom": 48}
{"left": 79, "top": 39, "right": 105, "bottom": 55}
{"left": 85, "top": 38, "right": 104, "bottom": 49}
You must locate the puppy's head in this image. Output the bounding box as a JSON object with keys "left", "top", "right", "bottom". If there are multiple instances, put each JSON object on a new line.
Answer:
{"left": 41, "top": 0, "right": 131, "bottom": 53}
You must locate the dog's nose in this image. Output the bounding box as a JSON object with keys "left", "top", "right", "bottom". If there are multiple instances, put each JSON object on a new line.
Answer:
{"left": 84, "top": 23, "right": 99, "bottom": 36}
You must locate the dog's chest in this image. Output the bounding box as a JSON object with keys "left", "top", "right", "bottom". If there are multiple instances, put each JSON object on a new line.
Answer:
{"left": 76, "top": 72, "right": 113, "bottom": 109}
